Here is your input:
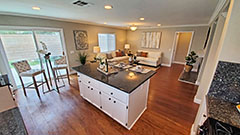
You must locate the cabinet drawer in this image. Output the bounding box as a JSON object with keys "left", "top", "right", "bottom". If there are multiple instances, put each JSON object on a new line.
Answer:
{"left": 100, "top": 83, "right": 128, "bottom": 104}
{"left": 78, "top": 73, "right": 99, "bottom": 88}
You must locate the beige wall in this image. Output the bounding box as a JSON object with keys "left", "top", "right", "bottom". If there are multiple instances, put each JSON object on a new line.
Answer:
{"left": 126, "top": 26, "right": 209, "bottom": 65}
{"left": 174, "top": 32, "right": 192, "bottom": 63}
{"left": 0, "top": 15, "right": 127, "bottom": 69}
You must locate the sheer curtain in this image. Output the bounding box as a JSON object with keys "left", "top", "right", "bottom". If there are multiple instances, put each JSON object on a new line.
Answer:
{"left": 141, "top": 32, "right": 161, "bottom": 49}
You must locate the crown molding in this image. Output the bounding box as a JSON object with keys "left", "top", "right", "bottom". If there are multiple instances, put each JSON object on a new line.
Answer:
{"left": 0, "top": 12, "right": 127, "bottom": 30}
{"left": 208, "top": 0, "right": 228, "bottom": 25}
{"left": 137, "top": 24, "right": 209, "bottom": 30}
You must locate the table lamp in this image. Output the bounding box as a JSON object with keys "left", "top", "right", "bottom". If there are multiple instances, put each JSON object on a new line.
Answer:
{"left": 93, "top": 46, "right": 100, "bottom": 62}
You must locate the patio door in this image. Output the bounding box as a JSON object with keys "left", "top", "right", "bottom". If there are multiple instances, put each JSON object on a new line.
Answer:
{"left": 0, "top": 28, "right": 66, "bottom": 89}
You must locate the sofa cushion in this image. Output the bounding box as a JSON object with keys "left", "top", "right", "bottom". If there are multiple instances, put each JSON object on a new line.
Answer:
{"left": 110, "top": 56, "right": 128, "bottom": 61}
{"left": 136, "top": 57, "right": 158, "bottom": 63}
{"left": 116, "top": 51, "right": 122, "bottom": 57}
{"left": 136, "top": 51, "right": 142, "bottom": 56}
{"left": 148, "top": 51, "right": 161, "bottom": 58}
{"left": 141, "top": 52, "right": 148, "bottom": 57}
{"left": 106, "top": 53, "right": 113, "bottom": 59}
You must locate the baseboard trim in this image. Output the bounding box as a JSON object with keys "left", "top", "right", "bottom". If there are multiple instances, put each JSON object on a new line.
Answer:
{"left": 161, "top": 63, "right": 171, "bottom": 67}
{"left": 173, "top": 61, "right": 185, "bottom": 65}
{"left": 194, "top": 96, "right": 202, "bottom": 104}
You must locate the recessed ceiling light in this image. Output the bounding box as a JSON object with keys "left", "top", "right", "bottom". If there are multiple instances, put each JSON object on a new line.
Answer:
{"left": 104, "top": 5, "right": 113, "bottom": 10}
{"left": 139, "top": 18, "right": 145, "bottom": 21}
{"left": 157, "top": 24, "right": 161, "bottom": 27}
{"left": 32, "top": 6, "right": 41, "bottom": 10}
{"left": 104, "top": 22, "right": 107, "bottom": 24}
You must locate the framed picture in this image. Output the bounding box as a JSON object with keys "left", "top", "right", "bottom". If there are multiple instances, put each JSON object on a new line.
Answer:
{"left": 73, "top": 30, "right": 88, "bottom": 50}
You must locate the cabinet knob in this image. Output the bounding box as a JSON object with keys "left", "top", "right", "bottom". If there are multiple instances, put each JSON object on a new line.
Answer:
{"left": 79, "top": 80, "right": 81, "bottom": 83}
{"left": 99, "top": 91, "right": 101, "bottom": 94}
{"left": 110, "top": 92, "right": 113, "bottom": 95}
{"left": 91, "top": 88, "right": 93, "bottom": 90}
{"left": 88, "top": 86, "right": 90, "bottom": 88}
{"left": 109, "top": 98, "right": 111, "bottom": 100}
{"left": 113, "top": 101, "right": 116, "bottom": 103}
{"left": 88, "top": 81, "right": 90, "bottom": 83}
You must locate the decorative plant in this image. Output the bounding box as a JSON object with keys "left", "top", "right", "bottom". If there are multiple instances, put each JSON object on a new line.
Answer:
{"left": 79, "top": 52, "right": 87, "bottom": 65}
{"left": 185, "top": 51, "right": 198, "bottom": 66}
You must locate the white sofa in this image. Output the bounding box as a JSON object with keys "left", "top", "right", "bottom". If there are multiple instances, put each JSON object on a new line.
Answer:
{"left": 104, "top": 51, "right": 129, "bottom": 62}
{"left": 136, "top": 50, "right": 162, "bottom": 67}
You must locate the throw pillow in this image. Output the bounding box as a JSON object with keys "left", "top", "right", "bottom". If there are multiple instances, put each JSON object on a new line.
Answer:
{"left": 121, "top": 50, "right": 125, "bottom": 56}
{"left": 106, "top": 53, "right": 113, "bottom": 59}
{"left": 137, "top": 51, "right": 142, "bottom": 56}
{"left": 116, "top": 51, "right": 122, "bottom": 57}
{"left": 141, "top": 52, "right": 148, "bottom": 57}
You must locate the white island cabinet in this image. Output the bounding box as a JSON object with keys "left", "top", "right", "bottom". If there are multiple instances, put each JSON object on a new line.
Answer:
{"left": 77, "top": 72, "right": 150, "bottom": 130}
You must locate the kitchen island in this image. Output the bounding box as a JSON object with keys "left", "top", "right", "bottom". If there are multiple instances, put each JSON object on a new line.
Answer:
{"left": 72, "top": 63, "right": 156, "bottom": 129}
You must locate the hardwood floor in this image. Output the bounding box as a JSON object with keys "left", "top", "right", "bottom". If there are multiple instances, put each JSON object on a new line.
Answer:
{"left": 15, "top": 64, "right": 199, "bottom": 135}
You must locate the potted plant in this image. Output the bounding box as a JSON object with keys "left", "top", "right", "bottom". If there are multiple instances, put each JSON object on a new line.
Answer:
{"left": 185, "top": 51, "right": 198, "bottom": 72}
{"left": 79, "top": 52, "right": 87, "bottom": 65}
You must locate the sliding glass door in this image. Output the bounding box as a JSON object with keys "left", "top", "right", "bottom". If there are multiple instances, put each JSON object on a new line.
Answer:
{"left": 0, "top": 28, "right": 66, "bottom": 88}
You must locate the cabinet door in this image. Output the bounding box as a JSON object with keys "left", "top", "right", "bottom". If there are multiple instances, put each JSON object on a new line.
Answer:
{"left": 112, "top": 99, "right": 127, "bottom": 125}
{"left": 84, "top": 84, "right": 92, "bottom": 102}
{"left": 101, "top": 92, "right": 113, "bottom": 116}
{"left": 79, "top": 81, "right": 87, "bottom": 98}
{"left": 89, "top": 87, "right": 101, "bottom": 108}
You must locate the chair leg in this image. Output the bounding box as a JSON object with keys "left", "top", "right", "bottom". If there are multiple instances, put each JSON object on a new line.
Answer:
{"left": 66, "top": 68, "right": 70, "bottom": 85}
{"left": 43, "top": 72, "right": 51, "bottom": 91}
{"left": 19, "top": 76, "right": 27, "bottom": 96}
{"left": 32, "top": 76, "right": 40, "bottom": 98}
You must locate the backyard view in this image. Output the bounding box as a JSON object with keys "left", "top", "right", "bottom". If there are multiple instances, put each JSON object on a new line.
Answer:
{"left": 0, "top": 30, "right": 65, "bottom": 88}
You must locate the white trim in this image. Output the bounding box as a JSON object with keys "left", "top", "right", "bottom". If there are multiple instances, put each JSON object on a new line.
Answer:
{"left": 161, "top": 63, "right": 171, "bottom": 67}
{"left": 127, "top": 107, "right": 147, "bottom": 130}
{"left": 170, "top": 31, "right": 195, "bottom": 66}
{"left": 173, "top": 61, "right": 185, "bottom": 65}
{"left": 194, "top": 96, "right": 202, "bottom": 104}
{"left": 190, "top": 124, "right": 197, "bottom": 135}
{"left": 208, "top": 0, "right": 227, "bottom": 25}
{"left": 138, "top": 24, "right": 209, "bottom": 29}
{"left": 0, "top": 38, "right": 17, "bottom": 90}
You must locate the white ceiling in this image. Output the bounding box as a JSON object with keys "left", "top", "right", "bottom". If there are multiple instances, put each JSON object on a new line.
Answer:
{"left": 0, "top": 0, "right": 218, "bottom": 28}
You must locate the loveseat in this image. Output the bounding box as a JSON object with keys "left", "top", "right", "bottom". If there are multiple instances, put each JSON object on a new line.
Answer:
{"left": 136, "top": 50, "right": 162, "bottom": 67}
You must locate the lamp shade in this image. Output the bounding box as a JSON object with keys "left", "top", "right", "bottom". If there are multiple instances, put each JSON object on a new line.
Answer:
{"left": 124, "top": 44, "right": 130, "bottom": 49}
{"left": 130, "top": 25, "right": 137, "bottom": 31}
{"left": 93, "top": 46, "right": 100, "bottom": 53}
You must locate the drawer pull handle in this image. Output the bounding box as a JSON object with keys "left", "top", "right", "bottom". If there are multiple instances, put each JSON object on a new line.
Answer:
{"left": 113, "top": 101, "right": 116, "bottom": 103}
{"left": 109, "top": 98, "right": 111, "bottom": 100}
{"left": 110, "top": 92, "right": 113, "bottom": 95}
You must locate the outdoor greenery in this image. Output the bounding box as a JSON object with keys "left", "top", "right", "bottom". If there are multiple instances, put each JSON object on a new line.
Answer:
{"left": 185, "top": 51, "right": 198, "bottom": 66}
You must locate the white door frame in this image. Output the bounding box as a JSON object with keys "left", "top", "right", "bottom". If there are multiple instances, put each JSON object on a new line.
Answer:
{"left": 0, "top": 25, "right": 69, "bottom": 89}
{"left": 170, "top": 31, "right": 194, "bottom": 66}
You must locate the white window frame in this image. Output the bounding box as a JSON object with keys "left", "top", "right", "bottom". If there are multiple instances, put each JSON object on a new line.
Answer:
{"left": 98, "top": 33, "right": 116, "bottom": 52}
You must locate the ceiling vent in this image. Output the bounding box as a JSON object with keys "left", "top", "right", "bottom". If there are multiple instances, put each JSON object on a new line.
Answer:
{"left": 73, "top": 0, "right": 91, "bottom": 6}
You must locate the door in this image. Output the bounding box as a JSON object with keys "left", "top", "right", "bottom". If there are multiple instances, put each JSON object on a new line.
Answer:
{"left": 172, "top": 32, "right": 193, "bottom": 64}
{"left": 0, "top": 29, "right": 66, "bottom": 89}
{"left": 79, "top": 81, "right": 87, "bottom": 98}
{"left": 112, "top": 99, "right": 127, "bottom": 125}
{"left": 101, "top": 92, "right": 113, "bottom": 116}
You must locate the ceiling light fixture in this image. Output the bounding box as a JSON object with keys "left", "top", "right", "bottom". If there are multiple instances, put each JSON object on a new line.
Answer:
{"left": 130, "top": 25, "right": 137, "bottom": 31}
{"left": 104, "top": 5, "right": 113, "bottom": 10}
{"left": 104, "top": 22, "right": 107, "bottom": 24}
{"left": 32, "top": 6, "right": 41, "bottom": 10}
{"left": 139, "top": 18, "right": 145, "bottom": 21}
{"left": 157, "top": 24, "right": 161, "bottom": 27}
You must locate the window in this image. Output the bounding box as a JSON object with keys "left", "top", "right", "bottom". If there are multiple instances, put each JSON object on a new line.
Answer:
{"left": 98, "top": 33, "right": 116, "bottom": 52}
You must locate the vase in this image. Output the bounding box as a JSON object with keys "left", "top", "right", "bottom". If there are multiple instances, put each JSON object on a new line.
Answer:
{"left": 184, "top": 65, "right": 193, "bottom": 72}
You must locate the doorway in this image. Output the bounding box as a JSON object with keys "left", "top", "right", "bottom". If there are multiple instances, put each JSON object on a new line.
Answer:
{"left": 0, "top": 27, "right": 67, "bottom": 89}
{"left": 171, "top": 31, "right": 194, "bottom": 65}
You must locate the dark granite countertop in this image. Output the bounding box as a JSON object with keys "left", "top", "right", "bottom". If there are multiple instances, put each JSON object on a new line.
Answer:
{"left": 207, "top": 95, "right": 240, "bottom": 129}
{"left": 0, "top": 107, "right": 28, "bottom": 135}
{"left": 72, "top": 63, "right": 156, "bottom": 93}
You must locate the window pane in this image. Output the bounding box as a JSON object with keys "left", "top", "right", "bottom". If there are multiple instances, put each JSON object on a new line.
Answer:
{"left": 98, "top": 34, "right": 116, "bottom": 52}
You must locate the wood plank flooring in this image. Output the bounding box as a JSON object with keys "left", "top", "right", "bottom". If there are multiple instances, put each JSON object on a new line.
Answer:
{"left": 15, "top": 64, "right": 199, "bottom": 135}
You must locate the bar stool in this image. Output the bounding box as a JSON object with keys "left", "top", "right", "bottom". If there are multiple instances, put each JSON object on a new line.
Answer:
{"left": 12, "top": 60, "right": 50, "bottom": 98}
{"left": 53, "top": 55, "right": 70, "bottom": 85}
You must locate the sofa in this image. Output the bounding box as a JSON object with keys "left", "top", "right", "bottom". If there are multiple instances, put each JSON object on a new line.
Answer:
{"left": 103, "top": 50, "right": 129, "bottom": 62}
{"left": 136, "top": 50, "right": 162, "bottom": 67}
